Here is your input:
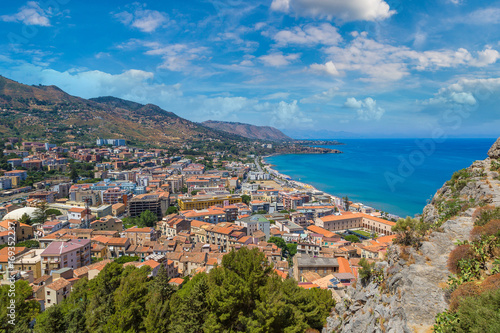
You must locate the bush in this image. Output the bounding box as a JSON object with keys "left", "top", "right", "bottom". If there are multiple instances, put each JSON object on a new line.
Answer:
{"left": 449, "top": 281, "right": 481, "bottom": 311}
{"left": 448, "top": 245, "right": 474, "bottom": 274}
{"left": 480, "top": 273, "right": 500, "bottom": 293}
{"left": 452, "top": 288, "right": 500, "bottom": 332}
{"left": 471, "top": 219, "right": 500, "bottom": 240}
{"left": 472, "top": 206, "right": 500, "bottom": 227}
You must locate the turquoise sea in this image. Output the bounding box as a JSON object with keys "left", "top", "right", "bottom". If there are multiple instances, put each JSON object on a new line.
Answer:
{"left": 265, "top": 138, "right": 497, "bottom": 217}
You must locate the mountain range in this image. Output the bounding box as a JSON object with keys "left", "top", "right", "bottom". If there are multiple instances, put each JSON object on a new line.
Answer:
{"left": 0, "top": 75, "right": 281, "bottom": 146}
{"left": 201, "top": 120, "right": 291, "bottom": 141}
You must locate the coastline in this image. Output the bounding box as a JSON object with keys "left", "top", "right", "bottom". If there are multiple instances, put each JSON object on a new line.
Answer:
{"left": 261, "top": 154, "right": 401, "bottom": 219}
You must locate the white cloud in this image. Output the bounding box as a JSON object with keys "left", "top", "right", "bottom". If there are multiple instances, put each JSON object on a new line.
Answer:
{"left": 272, "top": 23, "right": 342, "bottom": 46}
{"left": 1, "top": 1, "right": 51, "bottom": 26}
{"left": 423, "top": 78, "right": 500, "bottom": 106}
{"left": 142, "top": 42, "right": 209, "bottom": 72}
{"left": 464, "top": 8, "right": 500, "bottom": 25}
{"left": 270, "top": 100, "right": 312, "bottom": 128}
{"left": 344, "top": 97, "right": 385, "bottom": 120}
{"left": 259, "top": 52, "right": 300, "bottom": 67}
{"left": 114, "top": 7, "right": 167, "bottom": 32}
{"left": 270, "top": 0, "right": 396, "bottom": 22}
{"left": 301, "top": 88, "right": 340, "bottom": 103}
{"left": 309, "top": 61, "right": 340, "bottom": 76}
{"left": 320, "top": 33, "right": 500, "bottom": 82}
{"left": 263, "top": 92, "right": 291, "bottom": 100}
{"left": 200, "top": 97, "right": 253, "bottom": 119}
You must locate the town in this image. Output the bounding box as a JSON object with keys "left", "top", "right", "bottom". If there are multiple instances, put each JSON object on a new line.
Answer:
{"left": 0, "top": 137, "right": 399, "bottom": 312}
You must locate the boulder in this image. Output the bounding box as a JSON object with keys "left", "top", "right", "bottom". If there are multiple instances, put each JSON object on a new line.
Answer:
{"left": 488, "top": 137, "right": 500, "bottom": 159}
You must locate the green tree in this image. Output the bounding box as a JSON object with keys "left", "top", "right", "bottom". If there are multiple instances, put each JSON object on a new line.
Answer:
{"left": 34, "top": 303, "right": 66, "bottom": 333}
{"left": 392, "top": 216, "right": 429, "bottom": 247}
{"left": 18, "top": 213, "right": 32, "bottom": 226}
{"left": 241, "top": 194, "right": 251, "bottom": 205}
{"left": 0, "top": 280, "right": 41, "bottom": 332}
{"left": 268, "top": 236, "right": 286, "bottom": 250}
{"left": 344, "top": 235, "right": 360, "bottom": 243}
{"left": 70, "top": 167, "right": 78, "bottom": 182}
{"left": 33, "top": 201, "right": 49, "bottom": 224}
{"left": 358, "top": 258, "right": 375, "bottom": 284}
{"left": 139, "top": 210, "right": 157, "bottom": 228}
{"left": 343, "top": 195, "right": 350, "bottom": 211}
{"left": 166, "top": 206, "right": 178, "bottom": 215}
{"left": 45, "top": 209, "right": 63, "bottom": 216}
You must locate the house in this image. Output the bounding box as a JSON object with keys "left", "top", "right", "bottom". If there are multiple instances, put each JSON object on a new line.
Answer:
{"left": 158, "top": 215, "right": 191, "bottom": 238}
{"left": 123, "top": 226, "right": 157, "bottom": 245}
{"left": 90, "top": 216, "right": 123, "bottom": 232}
{"left": 40, "top": 239, "right": 91, "bottom": 275}
{"left": 292, "top": 255, "right": 340, "bottom": 282}
{"left": 45, "top": 278, "right": 71, "bottom": 307}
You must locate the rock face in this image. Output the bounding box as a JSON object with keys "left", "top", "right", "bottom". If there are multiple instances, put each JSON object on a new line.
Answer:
{"left": 201, "top": 120, "right": 292, "bottom": 141}
{"left": 488, "top": 137, "right": 500, "bottom": 159}
{"left": 324, "top": 142, "right": 500, "bottom": 333}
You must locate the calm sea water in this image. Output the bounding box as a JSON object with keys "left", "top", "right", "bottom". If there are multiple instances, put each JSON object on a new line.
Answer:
{"left": 265, "top": 138, "right": 497, "bottom": 217}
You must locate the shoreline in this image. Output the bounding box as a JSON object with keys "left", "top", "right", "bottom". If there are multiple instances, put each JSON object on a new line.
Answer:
{"left": 261, "top": 154, "right": 401, "bottom": 220}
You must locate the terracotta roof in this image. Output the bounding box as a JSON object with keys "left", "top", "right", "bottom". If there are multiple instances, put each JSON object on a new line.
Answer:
{"left": 321, "top": 213, "right": 364, "bottom": 222}
{"left": 169, "top": 277, "right": 184, "bottom": 285}
{"left": 46, "top": 278, "right": 71, "bottom": 291}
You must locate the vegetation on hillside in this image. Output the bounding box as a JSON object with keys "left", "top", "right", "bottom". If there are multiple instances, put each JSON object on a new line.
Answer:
{"left": 433, "top": 205, "right": 500, "bottom": 332}
{"left": 29, "top": 248, "right": 333, "bottom": 333}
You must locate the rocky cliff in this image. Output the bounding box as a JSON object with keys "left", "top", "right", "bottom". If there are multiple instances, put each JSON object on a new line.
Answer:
{"left": 201, "top": 120, "right": 292, "bottom": 141}
{"left": 324, "top": 138, "right": 500, "bottom": 333}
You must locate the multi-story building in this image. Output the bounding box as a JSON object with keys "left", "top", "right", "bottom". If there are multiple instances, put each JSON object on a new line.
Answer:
{"left": 28, "top": 191, "right": 57, "bottom": 203}
{"left": 178, "top": 194, "right": 242, "bottom": 211}
{"left": 123, "top": 226, "right": 157, "bottom": 245}
{"left": 180, "top": 207, "right": 227, "bottom": 224}
{"left": 235, "top": 215, "right": 271, "bottom": 240}
{"left": 127, "top": 192, "right": 169, "bottom": 219}
{"left": 102, "top": 187, "right": 132, "bottom": 205}
{"left": 158, "top": 215, "right": 191, "bottom": 238}
{"left": 40, "top": 239, "right": 91, "bottom": 275}
{"left": 0, "top": 177, "right": 12, "bottom": 190}
{"left": 45, "top": 278, "right": 71, "bottom": 308}
{"left": 292, "top": 255, "right": 340, "bottom": 281}
{"left": 90, "top": 216, "right": 123, "bottom": 232}
{"left": 3, "top": 170, "right": 27, "bottom": 181}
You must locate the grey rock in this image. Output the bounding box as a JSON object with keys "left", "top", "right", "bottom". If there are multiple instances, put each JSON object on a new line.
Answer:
{"left": 488, "top": 137, "right": 500, "bottom": 159}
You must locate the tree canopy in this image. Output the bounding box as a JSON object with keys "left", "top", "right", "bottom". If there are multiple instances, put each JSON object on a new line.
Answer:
{"left": 31, "top": 248, "right": 334, "bottom": 333}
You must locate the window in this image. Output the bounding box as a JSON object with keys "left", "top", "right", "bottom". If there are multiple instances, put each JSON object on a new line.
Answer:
{"left": 47, "top": 299, "right": 51, "bottom": 304}
{"left": 47, "top": 291, "right": 50, "bottom": 295}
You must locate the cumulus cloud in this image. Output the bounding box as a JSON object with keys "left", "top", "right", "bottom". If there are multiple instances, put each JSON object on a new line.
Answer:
{"left": 301, "top": 87, "right": 340, "bottom": 103}
{"left": 1, "top": 1, "right": 51, "bottom": 26}
{"left": 259, "top": 52, "right": 300, "bottom": 66}
{"left": 309, "top": 61, "right": 340, "bottom": 76}
{"left": 272, "top": 23, "right": 342, "bottom": 46}
{"left": 464, "top": 8, "right": 500, "bottom": 25}
{"left": 319, "top": 33, "right": 500, "bottom": 82}
{"left": 270, "top": 100, "right": 312, "bottom": 128}
{"left": 344, "top": 97, "right": 385, "bottom": 120}
{"left": 200, "top": 97, "right": 253, "bottom": 119}
{"left": 270, "top": 0, "right": 396, "bottom": 22}
{"left": 423, "top": 77, "right": 500, "bottom": 107}
{"left": 144, "top": 43, "right": 209, "bottom": 72}
{"left": 114, "top": 7, "right": 167, "bottom": 32}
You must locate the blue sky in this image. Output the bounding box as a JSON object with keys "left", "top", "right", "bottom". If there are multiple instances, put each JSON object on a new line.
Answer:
{"left": 0, "top": 0, "right": 499, "bottom": 138}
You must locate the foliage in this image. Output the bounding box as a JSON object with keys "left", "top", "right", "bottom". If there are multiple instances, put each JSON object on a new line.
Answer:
{"left": 241, "top": 194, "right": 251, "bottom": 205}
{"left": 470, "top": 219, "right": 500, "bottom": 240}
{"left": 344, "top": 235, "right": 360, "bottom": 243}
{"left": 473, "top": 206, "right": 500, "bottom": 227}
{"left": 434, "top": 289, "right": 500, "bottom": 333}
{"left": 114, "top": 256, "right": 140, "bottom": 264}
{"left": 33, "top": 248, "right": 334, "bottom": 333}
{"left": 0, "top": 280, "right": 41, "bottom": 332}
{"left": 392, "top": 216, "right": 429, "bottom": 248}
{"left": 447, "top": 244, "right": 474, "bottom": 274}
{"left": 32, "top": 201, "right": 49, "bottom": 224}
{"left": 268, "top": 236, "right": 286, "bottom": 249}
{"left": 166, "top": 206, "right": 179, "bottom": 215}
{"left": 18, "top": 213, "right": 32, "bottom": 226}
{"left": 122, "top": 210, "right": 157, "bottom": 228}
{"left": 358, "top": 258, "right": 376, "bottom": 283}
{"left": 45, "top": 209, "right": 62, "bottom": 217}
{"left": 16, "top": 240, "right": 39, "bottom": 248}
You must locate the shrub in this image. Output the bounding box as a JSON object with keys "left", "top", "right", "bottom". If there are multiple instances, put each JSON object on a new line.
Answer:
{"left": 452, "top": 288, "right": 500, "bottom": 332}
{"left": 472, "top": 206, "right": 500, "bottom": 227}
{"left": 448, "top": 245, "right": 473, "bottom": 274}
{"left": 471, "top": 219, "right": 500, "bottom": 240}
{"left": 449, "top": 281, "right": 481, "bottom": 311}
{"left": 480, "top": 273, "right": 500, "bottom": 293}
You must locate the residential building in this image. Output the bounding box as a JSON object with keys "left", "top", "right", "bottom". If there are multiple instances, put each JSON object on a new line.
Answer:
{"left": 40, "top": 239, "right": 91, "bottom": 275}
{"left": 177, "top": 194, "right": 242, "bottom": 211}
